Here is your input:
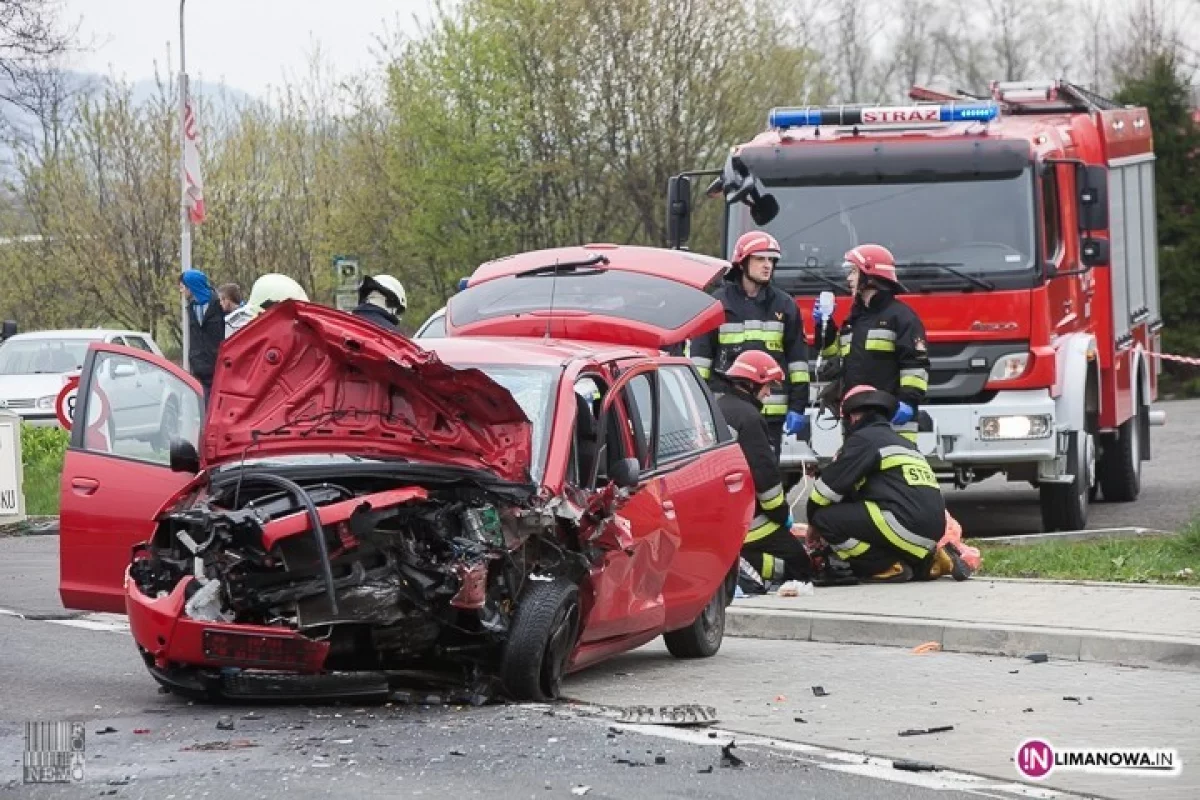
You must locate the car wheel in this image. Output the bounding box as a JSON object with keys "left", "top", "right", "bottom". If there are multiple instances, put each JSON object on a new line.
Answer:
{"left": 500, "top": 578, "right": 580, "bottom": 702}
{"left": 152, "top": 396, "right": 180, "bottom": 451}
{"left": 1097, "top": 404, "right": 1144, "bottom": 503}
{"left": 663, "top": 583, "right": 726, "bottom": 659}
{"left": 1039, "top": 430, "right": 1092, "bottom": 532}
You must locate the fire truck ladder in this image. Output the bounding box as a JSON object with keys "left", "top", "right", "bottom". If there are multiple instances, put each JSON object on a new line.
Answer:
{"left": 910, "top": 80, "right": 1126, "bottom": 115}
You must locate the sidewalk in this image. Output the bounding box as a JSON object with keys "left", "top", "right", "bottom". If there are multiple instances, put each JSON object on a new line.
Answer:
{"left": 727, "top": 578, "right": 1200, "bottom": 672}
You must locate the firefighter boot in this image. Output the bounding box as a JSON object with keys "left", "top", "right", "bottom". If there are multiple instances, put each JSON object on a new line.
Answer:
{"left": 861, "top": 562, "right": 914, "bottom": 584}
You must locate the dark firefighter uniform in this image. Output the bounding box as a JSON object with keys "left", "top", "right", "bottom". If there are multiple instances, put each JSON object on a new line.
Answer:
{"left": 717, "top": 386, "right": 813, "bottom": 586}
{"left": 806, "top": 416, "right": 946, "bottom": 579}
{"left": 817, "top": 290, "right": 930, "bottom": 441}
{"left": 692, "top": 282, "right": 810, "bottom": 449}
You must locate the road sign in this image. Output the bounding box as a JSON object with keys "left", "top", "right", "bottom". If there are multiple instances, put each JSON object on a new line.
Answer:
{"left": 334, "top": 257, "right": 360, "bottom": 290}
{"left": 335, "top": 290, "right": 357, "bottom": 312}
{"left": 56, "top": 376, "right": 80, "bottom": 430}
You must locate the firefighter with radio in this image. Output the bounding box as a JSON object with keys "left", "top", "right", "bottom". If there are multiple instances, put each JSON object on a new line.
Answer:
{"left": 714, "top": 350, "right": 814, "bottom": 593}
{"left": 807, "top": 385, "right": 971, "bottom": 583}
{"left": 814, "top": 244, "right": 930, "bottom": 442}
{"left": 690, "top": 231, "right": 811, "bottom": 457}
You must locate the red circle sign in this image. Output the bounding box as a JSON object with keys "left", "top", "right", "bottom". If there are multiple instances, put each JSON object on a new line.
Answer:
{"left": 55, "top": 376, "right": 81, "bottom": 429}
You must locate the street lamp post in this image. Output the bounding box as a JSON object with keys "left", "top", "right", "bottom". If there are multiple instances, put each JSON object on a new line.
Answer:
{"left": 179, "top": 0, "right": 191, "bottom": 371}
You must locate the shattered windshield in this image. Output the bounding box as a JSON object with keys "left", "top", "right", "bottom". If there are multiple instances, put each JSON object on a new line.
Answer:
{"left": 471, "top": 364, "right": 559, "bottom": 482}
{"left": 727, "top": 169, "right": 1038, "bottom": 291}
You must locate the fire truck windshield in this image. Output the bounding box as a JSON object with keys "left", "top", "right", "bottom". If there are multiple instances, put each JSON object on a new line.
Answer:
{"left": 728, "top": 169, "right": 1038, "bottom": 293}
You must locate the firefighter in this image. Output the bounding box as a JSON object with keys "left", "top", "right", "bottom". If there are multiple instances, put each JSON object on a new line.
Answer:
{"left": 352, "top": 274, "right": 407, "bottom": 332}
{"left": 715, "top": 350, "right": 814, "bottom": 593}
{"left": 807, "top": 385, "right": 971, "bottom": 583}
{"left": 814, "top": 244, "right": 929, "bottom": 442}
{"left": 690, "top": 231, "right": 810, "bottom": 457}
{"left": 225, "top": 273, "right": 310, "bottom": 335}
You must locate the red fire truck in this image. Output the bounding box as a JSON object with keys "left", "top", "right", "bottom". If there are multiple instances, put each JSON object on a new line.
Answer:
{"left": 668, "top": 80, "right": 1166, "bottom": 532}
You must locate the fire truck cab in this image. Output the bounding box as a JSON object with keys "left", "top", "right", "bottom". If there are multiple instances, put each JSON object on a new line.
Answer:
{"left": 668, "top": 80, "right": 1166, "bottom": 532}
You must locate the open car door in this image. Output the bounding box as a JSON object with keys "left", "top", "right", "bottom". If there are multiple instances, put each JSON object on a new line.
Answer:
{"left": 59, "top": 344, "right": 204, "bottom": 613}
{"left": 446, "top": 245, "right": 728, "bottom": 349}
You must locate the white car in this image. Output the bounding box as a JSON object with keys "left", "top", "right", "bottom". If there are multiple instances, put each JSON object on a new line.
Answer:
{"left": 0, "top": 329, "right": 169, "bottom": 438}
{"left": 414, "top": 307, "right": 446, "bottom": 338}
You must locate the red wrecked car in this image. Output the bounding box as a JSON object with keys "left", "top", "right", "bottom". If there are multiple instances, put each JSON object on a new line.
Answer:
{"left": 58, "top": 245, "right": 756, "bottom": 702}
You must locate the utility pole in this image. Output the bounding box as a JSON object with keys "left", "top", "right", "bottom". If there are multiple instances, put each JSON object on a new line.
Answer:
{"left": 179, "top": 0, "right": 191, "bottom": 370}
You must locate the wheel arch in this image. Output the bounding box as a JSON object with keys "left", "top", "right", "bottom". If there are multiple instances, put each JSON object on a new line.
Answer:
{"left": 1054, "top": 333, "right": 1099, "bottom": 431}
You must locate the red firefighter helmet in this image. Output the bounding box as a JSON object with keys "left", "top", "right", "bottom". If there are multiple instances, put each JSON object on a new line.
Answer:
{"left": 843, "top": 244, "right": 906, "bottom": 292}
{"left": 731, "top": 231, "right": 782, "bottom": 265}
{"left": 724, "top": 350, "right": 785, "bottom": 386}
{"left": 840, "top": 384, "right": 898, "bottom": 418}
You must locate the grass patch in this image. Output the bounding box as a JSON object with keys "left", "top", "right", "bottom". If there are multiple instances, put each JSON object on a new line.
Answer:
{"left": 21, "top": 424, "right": 68, "bottom": 516}
{"left": 972, "top": 524, "right": 1200, "bottom": 585}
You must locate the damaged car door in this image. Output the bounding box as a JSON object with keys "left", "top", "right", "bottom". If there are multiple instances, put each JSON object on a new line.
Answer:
{"left": 59, "top": 344, "right": 204, "bottom": 612}
{"left": 573, "top": 363, "right": 678, "bottom": 650}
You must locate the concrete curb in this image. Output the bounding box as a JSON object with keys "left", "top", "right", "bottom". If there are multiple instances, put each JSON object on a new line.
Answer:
{"left": 726, "top": 606, "right": 1200, "bottom": 673}
{"left": 977, "top": 526, "right": 1176, "bottom": 546}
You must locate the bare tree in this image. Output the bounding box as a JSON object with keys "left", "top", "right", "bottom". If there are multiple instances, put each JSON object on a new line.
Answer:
{"left": 0, "top": 1, "right": 75, "bottom": 131}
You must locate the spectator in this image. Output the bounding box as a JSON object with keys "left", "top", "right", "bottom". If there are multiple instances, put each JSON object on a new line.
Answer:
{"left": 217, "top": 283, "right": 243, "bottom": 314}
{"left": 180, "top": 268, "right": 224, "bottom": 400}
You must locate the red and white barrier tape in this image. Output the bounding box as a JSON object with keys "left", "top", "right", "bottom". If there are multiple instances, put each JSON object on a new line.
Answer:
{"left": 1146, "top": 351, "right": 1200, "bottom": 367}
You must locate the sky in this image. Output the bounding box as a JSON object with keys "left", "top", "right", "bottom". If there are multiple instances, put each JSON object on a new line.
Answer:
{"left": 60, "top": 0, "right": 436, "bottom": 99}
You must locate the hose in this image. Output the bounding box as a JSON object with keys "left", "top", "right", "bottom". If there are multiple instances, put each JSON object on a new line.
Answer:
{"left": 235, "top": 472, "right": 339, "bottom": 615}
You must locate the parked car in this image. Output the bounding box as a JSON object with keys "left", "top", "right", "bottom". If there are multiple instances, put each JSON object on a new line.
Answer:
{"left": 413, "top": 306, "right": 446, "bottom": 339}
{"left": 0, "top": 329, "right": 177, "bottom": 440}
{"left": 58, "top": 245, "right": 754, "bottom": 703}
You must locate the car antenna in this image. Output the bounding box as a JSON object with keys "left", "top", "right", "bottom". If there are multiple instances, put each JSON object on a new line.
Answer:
{"left": 545, "top": 257, "right": 560, "bottom": 342}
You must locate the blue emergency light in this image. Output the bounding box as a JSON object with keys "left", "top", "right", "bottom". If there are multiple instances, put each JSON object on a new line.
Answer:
{"left": 768, "top": 102, "right": 999, "bottom": 129}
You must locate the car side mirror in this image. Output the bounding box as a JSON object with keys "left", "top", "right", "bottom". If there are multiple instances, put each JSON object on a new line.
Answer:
{"left": 111, "top": 363, "right": 137, "bottom": 378}
{"left": 169, "top": 438, "right": 200, "bottom": 474}
{"left": 1077, "top": 164, "right": 1108, "bottom": 231}
{"left": 0, "top": 320, "right": 16, "bottom": 340}
{"left": 610, "top": 457, "right": 641, "bottom": 489}
{"left": 666, "top": 174, "right": 692, "bottom": 249}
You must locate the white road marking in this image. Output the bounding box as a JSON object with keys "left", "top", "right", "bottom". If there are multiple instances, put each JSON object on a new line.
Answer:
{"left": 610, "top": 722, "right": 1068, "bottom": 798}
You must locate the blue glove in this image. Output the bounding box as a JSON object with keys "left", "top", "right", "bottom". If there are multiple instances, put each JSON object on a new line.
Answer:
{"left": 892, "top": 402, "right": 914, "bottom": 426}
{"left": 784, "top": 410, "right": 808, "bottom": 436}
{"left": 785, "top": 514, "right": 794, "bottom": 529}
{"left": 811, "top": 298, "right": 829, "bottom": 325}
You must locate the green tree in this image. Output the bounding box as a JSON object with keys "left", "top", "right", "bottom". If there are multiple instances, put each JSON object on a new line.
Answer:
{"left": 1115, "top": 53, "right": 1200, "bottom": 393}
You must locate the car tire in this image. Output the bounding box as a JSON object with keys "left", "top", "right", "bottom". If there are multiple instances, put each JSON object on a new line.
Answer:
{"left": 500, "top": 578, "right": 580, "bottom": 702}
{"left": 663, "top": 583, "right": 726, "bottom": 659}
{"left": 1039, "top": 430, "right": 1093, "bottom": 532}
{"left": 1098, "top": 405, "right": 1144, "bottom": 503}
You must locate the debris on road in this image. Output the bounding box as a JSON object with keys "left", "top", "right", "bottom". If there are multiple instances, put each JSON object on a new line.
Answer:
{"left": 811, "top": 686, "right": 829, "bottom": 697}
{"left": 893, "top": 760, "right": 940, "bottom": 772}
{"left": 571, "top": 788, "right": 591, "bottom": 797}
{"left": 615, "top": 704, "right": 719, "bottom": 727}
{"left": 1063, "top": 696, "right": 1083, "bottom": 704}
{"left": 655, "top": 756, "right": 667, "bottom": 765}
{"left": 698, "top": 765, "right": 714, "bottom": 774}
{"left": 132, "top": 728, "right": 151, "bottom": 735}
{"left": 181, "top": 740, "right": 258, "bottom": 752}
{"left": 720, "top": 742, "right": 745, "bottom": 769}
{"left": 1023, "top": 708, "right": 1034, "bottom": 713}
{"left": 242, "top": 712, "right": 263, "bottom": 721}
{"left": 777, "top": 580, "right": 813, "bottom": 597}
{"left": 898, "top": 725, "right": 954, "bottom": 737}
{"left": 794, "top": 717, "right": 807, "bottom": 724}
{"left": 95, "top": 726, "right": 117, "bottom": 735}
{"left": 216, "top": 715, "right": 235, "bottom": 731}
{"left": 1026, "top": 652, "right": 1049, "bottom": 663}
{"left": 911, "top": 642, "right": 941, "bottom": 654}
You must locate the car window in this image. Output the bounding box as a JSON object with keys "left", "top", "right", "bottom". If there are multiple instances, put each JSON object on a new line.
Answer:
{"left": 125, "top": 336, "right": 153, "bottom": 353}
{"left": 622, "top": 373, "right": 655, "bottom": 468}
{"left": 417, "top": 311, "right": 446, "bottom": 338}
{"left": 657, "top": 365, "right": 718, "bottom": 461}
{"left": 77, "top": 351, "right": 202, "bottom": 465}
{"left": 0, "top": 339, "right": 90, "bottom": 374}
{"left": 471, "top": 365, "right": 559, "bottom": 482}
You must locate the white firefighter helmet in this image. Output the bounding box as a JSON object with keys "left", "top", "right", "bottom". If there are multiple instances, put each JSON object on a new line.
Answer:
{"left": 359, "top": 274, "right": 407, "bottom": 314}
{"left": 247, "top": 273, "right": 308, "bottom": 311}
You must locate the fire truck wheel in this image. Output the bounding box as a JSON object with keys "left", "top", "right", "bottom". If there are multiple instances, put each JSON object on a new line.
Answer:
{"left": 1098, "top": 405, "right": 1144, "bottom": 503}
{"left": 1039, "top": 430, "right": 1092, "bottom": 532}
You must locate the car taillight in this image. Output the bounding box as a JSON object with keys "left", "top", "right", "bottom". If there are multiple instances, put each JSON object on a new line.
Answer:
{"left": 202, "top": 630, "right": 327, "bottom": 670}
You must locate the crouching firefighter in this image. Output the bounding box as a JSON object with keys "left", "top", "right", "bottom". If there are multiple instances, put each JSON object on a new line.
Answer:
{"left": 807, "top": 385, "right": 971, "bottom": 583}
{"left": 691, "top": 231, "right": 811, "bottom": 458}
{"left": 813, "top": 244, "right": 929, "bottom": 442}
{"left": 715, "top": 351, "right": 815, "bottom": 593}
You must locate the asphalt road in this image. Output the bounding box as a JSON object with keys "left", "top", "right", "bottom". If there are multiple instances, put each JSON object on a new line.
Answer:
{"left": 939, "top": 397, "right": 1200, "bottom": 536}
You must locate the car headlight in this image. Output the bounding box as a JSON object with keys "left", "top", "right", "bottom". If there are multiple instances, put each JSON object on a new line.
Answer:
{"left": 988, "top": 352, "right": 1030, "bottom": 382}
{"left": 37, "top": 395, "right": 56, "bottom": 410}
{"left": 979, "top": 415, "right": 1053, "bottom": 440}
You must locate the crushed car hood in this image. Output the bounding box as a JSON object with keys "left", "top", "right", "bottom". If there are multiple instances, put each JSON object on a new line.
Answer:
{"left": 206, "top": 301, "right": 533, "bottom": 483}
